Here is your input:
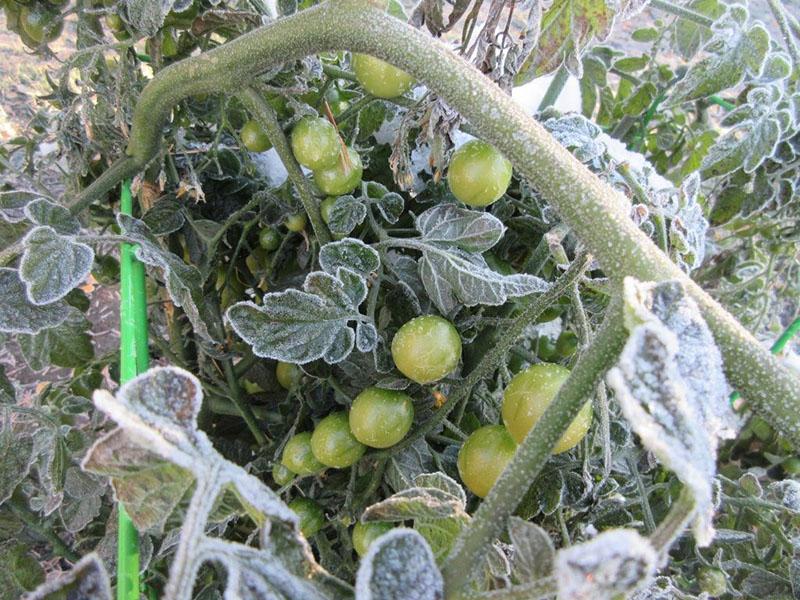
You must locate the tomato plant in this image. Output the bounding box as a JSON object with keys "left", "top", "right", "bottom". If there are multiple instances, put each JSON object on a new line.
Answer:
{"left": 349, "top": 387, "right": 414, "bottom": 448}
{"left": 2, "top": 0, "right": 799, "bottom": 599}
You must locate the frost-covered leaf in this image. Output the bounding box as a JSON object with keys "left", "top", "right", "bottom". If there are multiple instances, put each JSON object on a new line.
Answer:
{"left": 125, "top": 0, "right": 187, "bottom": 36}
{"left": 19, "top": 226, "right": 93, "bottom": 305}
{"left": 27, "top": 553, "right": 111, "bottom": 600}
{"left": 59, "top": 467, "right": 104, "bottom": 533}
{"left": 419, "top": 246, "right": 549, "bottom": 315}
{"left": 701, "top": 86, "right": 786, "bottom": 176}
{"left": 0, "top": 543, "right": 45, "bottom": 597}
{"left": 83, "top": 429, "right": 194, "bottom": 533}
{"left": 0, "top": 421, "right": 36, "bottom": 504}
{"left": 606, "top": 278, "right": 739, "bottom": 545}
{"left": 356, "top": 321, "right": 379, "bottom": 353}
{"left": 327, "top": 196, "right": 367, "bottom": 236}
{"left": 413, "top": 472, "right": 466, "bottom": 506}
{"left": 18, "top": 307, "right": 93, "bottom": 370}
{"left": 118, "top": 214, "right": 214, "bottom": 341}
{"left": 375, "top": 192, "right": 404, "bottom": 224}
{"left": 0, "top": 269, "right": 70, "bottom": 334}
{"left": 386, "top": 439, "right": 436, "bottom": 492}
{"left": 362, "top": 486, "right": 466, "bottom": 522}
{"left": 355, "top": 528, "right": 443, "bottom": 600}
{"left": 227, "top": 270, "right": 365, "bottom": 364}
{"left": 319, "top": 238, "right": 380, "bottom": 277}
{"left": 768, "top": 480, "right": 800, "bottom": 514}
{"left": 416, "top": 205, "right": 505, "bottom": 253}
{"left": 669, "top": 11, "right": 769, "bottom": 104}
{"left": 0, "top": 190, "right": 34, "bottom": 223}
{"left": 24, "top": 198, "right": 80, "bottom": 235}
{"left": 544, "top": 114, "right": 606, "bottom": 162}
{"left": 142, "top": 198, "right": 186, "bottom": 236}
{"left": 659, "top": 173, "right": 708, "bottom": 272}
{"left": 555, "top": 529, "right": 657, "bottom": 600}
{"left": 508, "top": 516, "right": 555, "bottom": 583}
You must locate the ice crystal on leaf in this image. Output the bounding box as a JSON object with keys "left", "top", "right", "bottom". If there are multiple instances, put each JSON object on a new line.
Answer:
{"left": 606, "top": 278, "right": 739, "bottom": 546}
{"left": 555, "top": 529, "right": 657, "bottom": 600}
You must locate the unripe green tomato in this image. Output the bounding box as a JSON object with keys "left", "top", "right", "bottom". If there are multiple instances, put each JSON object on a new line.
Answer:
{"left": 106, "top": 13, "right": 125, "bottom": 32}
{"left": 447, "top": 140, "right": 512, "bottom": 207}
{"left": 457, "top": 425, "right": 517, "bottom": 498}
{"left": 272, "top": 462, "right": 295, "bottom": 486}
{"left": 536, "top": 336, "right": 558, "bottom": 362}
{"left": 311, "top": 411, "right": 366, "bottom": 469}
{"left": 352, "top": 521, "right": 393, "bottom": 556}
{"left": 281, "top": 432, "right": 325, "bottom": 476}
{"left": 20, "top": 5, "right": 63, "bottom": 43}
{"left": 284, "top": 213, "right": 307, "bottom": 233}
{"left": 352, "top": 53, "right": 414, "bottom": 99}
{"left": 291, "top": 117, "right": 340, "bottom": 170}
{"left": 240, "top": 119, "right": 271, "bottom": 152}
{"left": 313, "top": 147, "right": 363, "bottom": 196}
{"left": 288, "top": 497, "right": 325, "bottom": 537}
{"left": 391, "top": 315, "right": 462, "bottom": 384}
{"left": 697, "top": 567, "right": 727, "bottom": 597}
{"left": 276, "top": 361, "right": 301, "bottom": 389}
{"left": 349, "top": 387, "right": 414, "bottom": 449}
{"left": 320, "top": 196, "right": 337, "bottom": 224}
{"left": 259, "top": 227, "right": 281, "bottom": 251}
{"left": 502, "top": 363, "right": 592, "bottom": 453}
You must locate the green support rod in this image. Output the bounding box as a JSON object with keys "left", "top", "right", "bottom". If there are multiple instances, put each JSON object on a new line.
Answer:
{"left": 118, "top": 179, "right": 149, "bottom": 600}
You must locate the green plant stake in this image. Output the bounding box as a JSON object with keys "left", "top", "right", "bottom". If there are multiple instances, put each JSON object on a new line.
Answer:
{"left": 118, "top": 179, "right": 148, "bottom": 600}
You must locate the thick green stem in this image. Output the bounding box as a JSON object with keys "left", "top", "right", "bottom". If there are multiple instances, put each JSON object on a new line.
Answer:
{"left": 443, "top": 299, "right": 628, "bottom": 595}
{"left": 239, "top": 87, "right": 330, "bottom": 244}
{"left": 66, "top": 0, "right": 800, "bottom": 446}
{"left": 69, "top": 156, "right": 141, "bottom": 216}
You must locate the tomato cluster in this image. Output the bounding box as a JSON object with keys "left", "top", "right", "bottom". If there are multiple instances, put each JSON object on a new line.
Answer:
{"left": 3, "top": 0, "right": 65, "bottom": 48}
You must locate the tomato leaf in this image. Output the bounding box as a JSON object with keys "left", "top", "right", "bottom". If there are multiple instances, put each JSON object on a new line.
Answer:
{"left": 374, "top": 192, "right": 404, "bottom": 224}
{"left": 227, "top": 270, "right": 366, "bottom": 364}
{"left": 355, "top": 528, "right": 443, "bottom": 600}
{"left": 24, "top": 198, "right": 80, "bottom": 235}
{"left": 0, "top": 268, "right": 70, "bottom": 334}
{"left": 0, "top": 423, "right": 36, "bottom": 504}
{"left": 118, "top": 214, "right": 215, "bottom": 342}
{"left": 20, "top": 226, "right": 94, "bottom": 306}
{"left": 555, "top": 529, "right": 657, "bottom": 598}
{"left": 18, "top": 307, "right": 93, "bottom": 370}
{"left": 27, "top": 553, "right": 111, "bottom": 600}
{"left": 508, "top": 517, "right": 555, "bottom": 583}
{"left": 606, "top": 278, "right": 739, "bottom": 546}
{"left": 416, "top": 204, "right": 505, "bottom": 253}
{"left": 328, "top": 195, "right": 367, "bottom": 236}
{"left": 320, "top": 238, "right": 380, "bottom": 277}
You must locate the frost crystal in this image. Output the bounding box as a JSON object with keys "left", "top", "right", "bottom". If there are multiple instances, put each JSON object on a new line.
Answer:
{"left": 607, "top": 278, "right": 740, "bottom": 546}
{"left": 555, "top": 529, "right": 657, "bottom": 600}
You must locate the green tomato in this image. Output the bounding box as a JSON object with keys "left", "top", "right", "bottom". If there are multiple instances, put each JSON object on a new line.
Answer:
{"left": 285, "top": 213, "right": 307, "bottom": 233}
{"left": 276, "top": 361, "right": 301, "bottom": 390}
{"left": 319, "top": 196, "right": 337, "bottom": 224}
{"left": 105, "top": 13, "right": 125, "bottom": 33}
{"left": 310, "top": 411, "right": 366, "bottom": 469}
{"left": 272, "top": 462, "right": 295, "bottom": 486}
{"left": 20, "top": 5, "right": 62, "bottom": 43}
{"left": 352, "top": 521, "right": 393, "bottom": 556}
{"left": 391, "top": 315, "right": 462, "bottom": 384}
{"left": 291, "top": 117, "right": 340, "bottom": 170}
{"left": 782, "top": 457, "right": 800, "bottom": 476}
{"left": 349, "top": 387, "right": 414, "bottom": 449}
{"left": 259, "top": 226, "right": 281, "bottom": 251}
{"left": 281, "top": 432, "right": 324, "bottom": 476}
{"left": 313, "top": 147, "right": 363, "bottom": 196}
{"left": 457, "top": 425, "right": 517, "bottom": 498}
{"left": 352, "top": 53, "right": 414, "bottom": 99}
{"left": 447, "top": 139, "right": 512, "bottom": 207}
{"left": 502, "top": 363, "right": 592, "bottom": 453}
{"left": 240, "top": 120, "right": 271, "bottom": 153}
{"left": 288, "top": 497, "right": 325, "bottom": 537}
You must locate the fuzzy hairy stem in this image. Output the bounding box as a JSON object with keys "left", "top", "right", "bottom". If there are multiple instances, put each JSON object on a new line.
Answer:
{"left": 68, "top": 1, "right": 800, "bottom": 447}
{"left": 442, "top": 299, "right": 628, "bottom": 595}
{"left": 239, "top": 86, "right": 331, "bottom": 244}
